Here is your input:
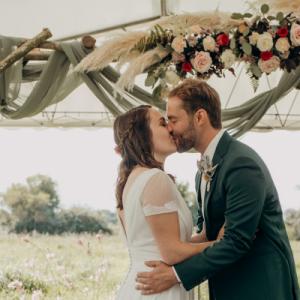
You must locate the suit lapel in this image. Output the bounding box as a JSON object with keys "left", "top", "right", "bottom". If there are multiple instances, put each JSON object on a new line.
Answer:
{"left": 204, "top": 131, "right": 233, "bottom": 224}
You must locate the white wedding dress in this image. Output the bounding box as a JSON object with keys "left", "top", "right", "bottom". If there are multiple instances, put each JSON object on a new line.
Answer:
{"left": 115, "top": 168, "right": 194, "bottom": 300}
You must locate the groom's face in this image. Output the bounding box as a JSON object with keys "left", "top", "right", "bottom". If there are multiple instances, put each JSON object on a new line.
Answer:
{"left": 166, "top": 96, "right": 197, "bottom": 153}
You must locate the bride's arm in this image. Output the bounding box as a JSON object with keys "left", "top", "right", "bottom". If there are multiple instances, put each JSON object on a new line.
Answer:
{"left": 146, "top": 212, "right": 224, "bottom": 265}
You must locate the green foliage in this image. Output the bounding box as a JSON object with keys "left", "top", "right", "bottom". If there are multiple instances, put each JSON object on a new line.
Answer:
{"left": 133, "top": 25, "right": 170, "bottom": 53}
{"left": 284, "top": 209, "right": 300, "bottom": 240}
{"left": 0, "top": 271, "right": 48, "bottom": 294}
{"left": 55, "top": 207, "right": 112, "bottom": 234}
{"left": 0, "top": 175, "right": 114, "bottom": 235}
{"left": 176, "top": 181, "right": 198, "bottom": 226}
{"left": 261, "top": 4, "right": 270, "bottom": 14}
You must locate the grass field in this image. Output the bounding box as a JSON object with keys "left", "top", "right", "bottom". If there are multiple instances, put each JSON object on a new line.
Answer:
{"left": 1, "top": 230, "right": 300, "bottom": 300}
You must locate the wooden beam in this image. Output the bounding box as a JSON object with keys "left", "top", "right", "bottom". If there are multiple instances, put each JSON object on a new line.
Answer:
{"left": 0, "top": 28, "right": 52, "bottom": 73}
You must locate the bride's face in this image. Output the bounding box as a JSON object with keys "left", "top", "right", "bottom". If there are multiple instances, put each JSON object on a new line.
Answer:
{"left": 148, "top": 108, "right": 177, "bottom": 159}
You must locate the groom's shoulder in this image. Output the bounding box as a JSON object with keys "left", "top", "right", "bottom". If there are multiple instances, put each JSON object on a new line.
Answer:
{"left": 226, "top": 136, "right": 262, "bottom": 163}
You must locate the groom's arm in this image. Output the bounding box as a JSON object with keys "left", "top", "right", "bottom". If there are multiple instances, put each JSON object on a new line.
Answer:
{"left": 174, "top": 156, "right": 266, "bottom": 290}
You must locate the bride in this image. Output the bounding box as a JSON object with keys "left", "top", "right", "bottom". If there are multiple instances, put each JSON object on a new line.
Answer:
{"left": 113, "top": 105, "right": 223, "bottom": 299}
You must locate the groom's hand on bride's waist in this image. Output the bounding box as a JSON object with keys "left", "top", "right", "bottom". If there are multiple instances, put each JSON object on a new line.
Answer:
{"left": 135, "top": 260, "right": 179, "bottom": 295}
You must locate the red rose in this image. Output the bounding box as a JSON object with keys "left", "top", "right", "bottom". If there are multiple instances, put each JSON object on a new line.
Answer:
{"left": 276, "top": 27, "right": 289, "bottom": 38}
{"left": 260, "top": 51, "right": 273, "bottom": 61}
{"left": 182, "top": 62, "right": 192, "bottom": 72}
{"left": 216, "top": 33, "right": 230, "bottom": 46}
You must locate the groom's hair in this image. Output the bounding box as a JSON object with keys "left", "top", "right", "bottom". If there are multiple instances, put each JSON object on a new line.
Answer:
{"left": 168, "top": 79, "right": 222, "bottom": 129}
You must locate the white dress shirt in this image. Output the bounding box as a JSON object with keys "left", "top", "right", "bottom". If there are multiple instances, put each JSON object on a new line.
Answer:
{"left": 172, "top": 129, "right": 225, "bottom": 284}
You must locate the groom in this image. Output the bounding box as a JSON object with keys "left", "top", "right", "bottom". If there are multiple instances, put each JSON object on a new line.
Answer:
{"left": 136, "top": 79, "right": 300, "bottom": 299}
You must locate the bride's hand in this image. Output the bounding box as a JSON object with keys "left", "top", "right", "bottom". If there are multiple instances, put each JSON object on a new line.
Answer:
{"left": 217, "top": 224, "right": 225, "bottom": 240}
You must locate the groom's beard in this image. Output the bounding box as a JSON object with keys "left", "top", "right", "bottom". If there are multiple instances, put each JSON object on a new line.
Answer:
{"left": 172, "top": 126, "right": 196, "bottom": 153}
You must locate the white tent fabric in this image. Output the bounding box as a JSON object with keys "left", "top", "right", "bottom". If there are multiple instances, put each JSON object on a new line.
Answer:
{"left": 0, "top": 0, "right": 300, "bottom": 129}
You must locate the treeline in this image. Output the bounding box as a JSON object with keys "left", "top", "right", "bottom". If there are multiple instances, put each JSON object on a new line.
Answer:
{"left": 0, "top": 175, "right": 116, "bottom": 234}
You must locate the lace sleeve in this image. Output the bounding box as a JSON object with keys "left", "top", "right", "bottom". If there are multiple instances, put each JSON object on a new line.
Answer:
{"left": 141, "top": 170, "right": 179, "bottom": 216}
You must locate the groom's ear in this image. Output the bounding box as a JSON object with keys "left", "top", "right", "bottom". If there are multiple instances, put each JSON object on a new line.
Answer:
{"left": 194, "top": 109, "right": 206, "bottom": 126}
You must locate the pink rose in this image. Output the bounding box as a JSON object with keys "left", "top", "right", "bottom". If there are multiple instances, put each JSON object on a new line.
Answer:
{"left": 191, "top": 51, "right": 212, "bottom": 73}
{"left": 258, "top": 56, "right": 280, "bottom": 74}
{"left": 172, "top": 51, "right": 185, "bottom": 63}
{"left": 290, "top": 23, "right": 300, "bottom": 46}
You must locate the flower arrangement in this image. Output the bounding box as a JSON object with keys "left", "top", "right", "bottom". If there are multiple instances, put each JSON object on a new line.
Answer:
{"left": 138, "top": 4, "right": 300, "bottom": 96}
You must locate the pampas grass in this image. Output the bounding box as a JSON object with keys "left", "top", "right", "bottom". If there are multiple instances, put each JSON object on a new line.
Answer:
{"left": 75, "top": 31, "right": 148, "bottom": 73}
{"left": 116, "top": 47, "right": 169, "bottom": 91}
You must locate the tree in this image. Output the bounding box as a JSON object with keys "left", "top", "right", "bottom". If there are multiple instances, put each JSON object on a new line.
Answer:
{"left": 2, "top": 174, "right": 60, "bottom": 233}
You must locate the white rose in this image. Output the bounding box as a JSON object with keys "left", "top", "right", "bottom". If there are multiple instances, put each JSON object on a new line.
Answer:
{"left": 165, "top": 70, "right": 180, "bottom": 85}
{"left": 258, "top": 56, "right": 280, "bottom": 74}
{"left": 171, "top": 36, "right": 187, "bottom": 53}
{"left": 257, "top": 32, "right": 274, "bottom": 51}
{"left": 187, "top": 35, "right": 198, "bottom": 47}
{"left": 290, "top": 23, "right": 300, "bottom": 46}
{"left": 249, "top": 32, "right": 260, "bottom": 45}
{"left": 191, "top": 51, "right": 212, "bottom": 73}
{"left": 275, "top": 37, "right": 290, "bottom": 53}
{"left": 220, "top": 49, "right": 236, "bottom": 69}
{"left": 203, "top": 36, "right": 216, "bottom": 52}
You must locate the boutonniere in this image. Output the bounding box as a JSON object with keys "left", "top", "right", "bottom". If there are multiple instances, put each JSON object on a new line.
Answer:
{"left": 197, "top": 155, "right": 219, "bottom": 192}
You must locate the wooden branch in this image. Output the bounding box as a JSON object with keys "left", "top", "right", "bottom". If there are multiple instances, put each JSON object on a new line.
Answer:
{"left": 0, "top": 28, "right": 52, "bottom": 73}
{"left": 81, "top": 35, "right": 96, "bottom": 49}
{"left": 0, "top": 28, "right": 96, "bottom": 66}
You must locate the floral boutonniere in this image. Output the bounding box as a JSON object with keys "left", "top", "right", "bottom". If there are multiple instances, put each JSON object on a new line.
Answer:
{"left": 197, "top": 155, "right": 219, "bottom": 192}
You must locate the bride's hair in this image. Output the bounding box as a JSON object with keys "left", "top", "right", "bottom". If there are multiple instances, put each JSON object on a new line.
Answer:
{"left": 113, "top": 105, "right": 164, "bottom": 210}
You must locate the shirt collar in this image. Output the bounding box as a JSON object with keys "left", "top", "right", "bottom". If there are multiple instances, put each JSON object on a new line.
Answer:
{"left": 202, "top": 129, "right": 225, "bottom": 161}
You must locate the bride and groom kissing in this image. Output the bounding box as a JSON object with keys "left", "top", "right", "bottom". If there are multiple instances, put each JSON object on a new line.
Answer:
{"left": 113, "top": 79, "right": 300, "bottom": 300}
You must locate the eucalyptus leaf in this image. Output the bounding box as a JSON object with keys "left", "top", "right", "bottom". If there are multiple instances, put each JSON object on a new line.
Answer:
{"left": 230, "top": 38, "right": 236, "bottom": 50}
{"left": 243, "top": 28, "right": 250, "bottom": 36}
{"left": 231, "top": 13, "right": 243, "bottom": 20}
{"left": 243, "top": 13, "right": 253, "bottom": 18}
{"left": 145, "top": 75, "right": 156, "bottom": 87}
{"left": 152, "top": 84, "right": 163, "bottom": 100}
{"left": 250, "top": 64, "right": 262, "bottom": 78}
{"left": 276, "top": 12, "right": 284, "bottom": 21}
{"left": 242, "top": 42, "right": 252, "bottom": 55}
{"left": 261, "top": 4, "right": 270, "bottom": 14}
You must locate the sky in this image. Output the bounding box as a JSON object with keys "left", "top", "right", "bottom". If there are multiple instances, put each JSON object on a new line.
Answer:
{"left": 0, "top": 128, "right": 299, "bottom": 213}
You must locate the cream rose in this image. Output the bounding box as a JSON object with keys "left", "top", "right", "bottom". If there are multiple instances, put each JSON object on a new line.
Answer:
{"left": 258, "top": 56, "right": 280, "bottom": 73}
{"left": 171, "top": 36, "right": 187, "bottom": 53}
{"left": 203, "top": 36, "right": 216, "bottom": 52}
{"left": 220, "top": 49, "right": 236, "bottom": 69}
{"left": 191, "top": 51, "right": 212, "bottom": 73}
{"left": 257, "top": 32, "right": 274, "bottom": 51}
{"left": 275, "top": 37, "right": 290, "bottom": 53}
{"left": 249, "top": 32, "right": 260, "bottom": 45}
{"left": 290, "top": 23, "right": 300, "bottom": 46}
{"left": 165, "top": 70, "right": 180, "bottom": 85}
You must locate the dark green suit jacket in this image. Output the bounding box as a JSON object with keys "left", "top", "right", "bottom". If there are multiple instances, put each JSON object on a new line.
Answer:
{"left": 174, "top": 131, "right": 300, "bottom": 300}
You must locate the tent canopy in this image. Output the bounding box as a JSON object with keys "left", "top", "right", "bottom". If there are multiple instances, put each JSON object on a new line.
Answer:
{"left": 1, "top": 0, "right": 300, "bottom": 130}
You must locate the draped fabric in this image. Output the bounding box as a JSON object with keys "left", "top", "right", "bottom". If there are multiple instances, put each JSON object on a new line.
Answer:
{"left": 1, "top": 35, "right": 300, "bottom": 137}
